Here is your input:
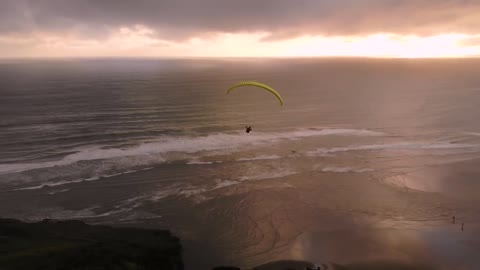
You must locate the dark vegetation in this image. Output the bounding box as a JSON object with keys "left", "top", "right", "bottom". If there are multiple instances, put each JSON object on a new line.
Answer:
{"left": 0, "top": 218, "right": 183, "bottom": 270}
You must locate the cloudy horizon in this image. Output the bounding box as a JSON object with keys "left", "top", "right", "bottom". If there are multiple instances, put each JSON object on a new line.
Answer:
{"left": 2, "top": 0, "right": 480, "bottom": 58}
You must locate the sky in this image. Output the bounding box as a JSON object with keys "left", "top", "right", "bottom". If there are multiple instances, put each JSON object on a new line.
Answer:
{"left": 1, "top": 0, "right": 480, "bottom": 58}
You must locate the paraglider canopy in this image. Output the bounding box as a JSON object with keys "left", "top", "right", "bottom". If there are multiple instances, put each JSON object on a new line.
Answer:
{"left": 226, "top": 81, "right": 284, "bottom": 106}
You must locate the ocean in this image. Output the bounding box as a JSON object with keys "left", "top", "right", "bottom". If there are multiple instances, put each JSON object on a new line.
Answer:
{"left": 1, "top": 58, "right": 480, "bottom": 269}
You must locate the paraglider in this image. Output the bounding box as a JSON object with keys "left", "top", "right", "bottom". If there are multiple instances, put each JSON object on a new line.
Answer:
{"left": 227, "top": 81, "right": 284, "bottom": 134}
{"left": 226, "top": 81, "right": 284, "bottom": 106}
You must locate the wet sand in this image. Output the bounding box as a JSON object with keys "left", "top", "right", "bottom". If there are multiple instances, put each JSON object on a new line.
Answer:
{"left": 1, "top": 159, "right": 479, "bottom": 270}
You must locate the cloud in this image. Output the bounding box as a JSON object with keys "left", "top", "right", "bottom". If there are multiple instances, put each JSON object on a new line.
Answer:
{"left": 0, "top": 25, "right": 176, "bottom": 58}
{"left": 459, "top": 36, "right": 480, "bottom": 46}
{"left": 1, "top": 0, "right": 480, "bottom": 42}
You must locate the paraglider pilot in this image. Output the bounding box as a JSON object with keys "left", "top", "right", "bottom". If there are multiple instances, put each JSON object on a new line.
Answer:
{"left": 245, "top": 126, "right": 252, "bottom": 133}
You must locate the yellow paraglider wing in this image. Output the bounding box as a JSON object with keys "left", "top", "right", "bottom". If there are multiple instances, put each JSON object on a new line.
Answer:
{"left": 227, "top": 81, "right": 284, "bottom": 106}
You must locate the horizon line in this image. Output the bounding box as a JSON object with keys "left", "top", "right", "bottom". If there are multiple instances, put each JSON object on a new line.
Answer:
{"left": 1, "top": 55, "right": 480, "bottom": 61}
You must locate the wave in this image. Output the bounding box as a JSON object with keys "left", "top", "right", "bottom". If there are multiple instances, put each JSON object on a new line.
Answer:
{"left": 187, "top": 160, "right": 215, "bottom": 165}
{"left": 150, "top": 189, "right": 178, "bottom": 201}
{"left": 12, "top": 167, "right": 155, "bottom": 191}
{"left": 463, "top": 132, "right": 480, "bottom": 136}
{"left": 289, "top": 128, "right": 384, "bottom": 137}
{"left": 149, "top": 185, "right": 209, "bottom": 201}
{"left": 148, "top": 169, "right": 298, "bottom": 202}
{"left": 306, "top": 142, "right": 480, "bottom": 156}
{"left": 117, "top": 212, "right": 163, "bottom": 222}
{"left": 46, "top": 188, "right": 71, "bottom": 195}
{"left": 319, "top": 167, "right": 374, "bottom": 173}
{"left": 237, "top": 155, "right": 282, "bottom": 161}
{"left": 21, "top": 206, "right": 133, "bottom": 221}
{"left": 0, "top": 128, "right": 383, "bottom": 175}
{"left": 238, "top": 169, "right": 297, "bottom": 182}
{"left": 31, "top": 195, "right": 156, "bottom": 221}
{"left": 212, "top": 179, "right": 241, "bottom": 189}
{"left": 15, "top": 176, "right": 101, "bottom": 191}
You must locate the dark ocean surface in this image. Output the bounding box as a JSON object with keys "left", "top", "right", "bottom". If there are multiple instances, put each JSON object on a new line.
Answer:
{"left": 1, "top": 58, "right": 480, "bottom": 269}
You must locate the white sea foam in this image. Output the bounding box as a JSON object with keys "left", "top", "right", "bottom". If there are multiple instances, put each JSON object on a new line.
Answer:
{"left": 149, "top": 185, "right": 206, "bottom": 200}
{"left": 46, "top": 188, "right": 71, "bottom": 195}
{"left": 118, "top": 212, "right": 162, "bottom": 222}
{"left": 0, "top": 128, "right": 383, "bottom": 175}
{"left": 187, "top": 160, "right": 214, "bottom": 165}
{"left": 237, "top": 155, "right": 282, "bottom": 161}
{"left": 319, "top": 167, "right": 374, "bottom": 173}
{"left": 150, "top": 190, "right": 176, "bottom": 201}
{"left": 24, "top": 206, "right": 132, "bottom": 221}
{"left": 178, "top": 187, "right": 210, "bottom": 197}
{"left": 213, "top": 179, "right": 241, "bottom": 189}
{"left": 238, "top": 169, "right": 298, "bottom": 182}
{"left": 148, "top": 170, "right": 297, "bottom": 202}
{"left": 463, "top": 132, "right": 480, "bottom": 137}
{"left": 12, "top": 167, "right": 155, "bottom": 191}
{"left": 15, "top": 176, "right": 100, "bottom": 191}
{"left": 306, "top": 142, "right": 480, "bottom": 156}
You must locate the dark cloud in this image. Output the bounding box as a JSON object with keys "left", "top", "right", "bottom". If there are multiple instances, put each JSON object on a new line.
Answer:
{"left": 1, "top": 0, "right": 480, "bottom": 41}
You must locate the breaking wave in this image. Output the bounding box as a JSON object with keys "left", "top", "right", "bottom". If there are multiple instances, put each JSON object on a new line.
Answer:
{"left": 319, "top": 167, "right": 374, "bottom": 173}
{"left": 0, "top": 128, "right": 383, "bottom": 175}
{"left": 306, "top": 142, "right": 480, "bottom": 156}
{"left": 237, "top": 155, "right": 282, "bottom": 161}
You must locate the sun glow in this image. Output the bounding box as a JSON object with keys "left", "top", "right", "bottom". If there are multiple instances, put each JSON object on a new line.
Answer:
{"left": 284, "top": 33, "right": 480, "bottom": 58}
{"left": 1, "top": 26, "right": 479, "bottom": 58}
